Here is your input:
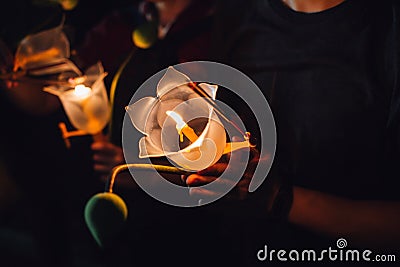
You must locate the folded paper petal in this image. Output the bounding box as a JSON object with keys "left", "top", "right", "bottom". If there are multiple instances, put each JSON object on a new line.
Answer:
{"left": 125, "top": 97, "right": 159, "bottom": 135}
{"left": 156, "top": 66, "right": 191, "bottom": 97}
{"left": 13, "top": 20, "right": 81, "bottom": 76}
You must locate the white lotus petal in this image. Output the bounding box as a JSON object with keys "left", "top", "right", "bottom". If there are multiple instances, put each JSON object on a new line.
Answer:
{"left": 14, "top": 22, "right": 69, "bottom": 72}
{"left": 126, "top": 97, "right": 159, "bottom": 135}
{"left": 157, "top": 66, "right": 191, "bottom": 97}
{"left": 198, "top": 83, "right": 218, "bottom": 100}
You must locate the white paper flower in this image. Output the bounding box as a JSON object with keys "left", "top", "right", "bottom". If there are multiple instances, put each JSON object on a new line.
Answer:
{"left": 126, "top": 67, "right": 227, "bottom": 171}
{"left": 13, "top": 20, "right": 81, "bottom": 76}
{"left": 44, "top": 62, "right": 110, "bottom": 134}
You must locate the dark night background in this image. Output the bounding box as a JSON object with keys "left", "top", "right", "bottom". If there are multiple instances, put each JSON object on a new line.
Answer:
{"left": 0, "top": 0, "right": 136, "bottom": 51}
{"left": 2, "top": 1, "right": 400, "bottom": 267}
{"left": 0, "top": 1, "right": 141, "bottom": 266}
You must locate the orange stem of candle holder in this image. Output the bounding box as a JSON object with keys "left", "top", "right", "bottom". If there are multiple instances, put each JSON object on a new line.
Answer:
{"left": 58, "top": 122, "right": 107, "bottom": 149}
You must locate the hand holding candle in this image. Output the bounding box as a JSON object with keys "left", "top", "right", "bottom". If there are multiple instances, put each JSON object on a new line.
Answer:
{"left": 184, "top": 140, "right": 260, "bottom": 201}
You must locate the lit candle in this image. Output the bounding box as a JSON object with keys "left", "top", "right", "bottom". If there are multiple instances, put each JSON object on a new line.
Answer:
{"left": 166, "top": 110, "right": 198, "bottom": 143}
{"left": 73, "top": 84, "right": 92, "bottom": 100}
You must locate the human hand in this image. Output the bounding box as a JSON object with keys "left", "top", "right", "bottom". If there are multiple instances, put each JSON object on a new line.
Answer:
{"left": 183, "top": 139, "right": 260, "bottom": 202}
{"left": 184, "top": 139, "right": 292, "bottom": 219}
{"left": 91, "top": 141, "right": 124, "bottom": 176}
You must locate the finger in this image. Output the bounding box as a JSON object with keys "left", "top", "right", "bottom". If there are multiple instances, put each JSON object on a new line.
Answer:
{"left": 189, "top": 187, "right": 221, "bottom": 198}
{"left": 93, "top": 153, "right": 114, "bottom": 164}
{"left": 91, "top": 141, "right": 122, "bottom": 154}
{"left": 229, "top": 145, "right": 249, "bottom": 164}
{"left": 93, "top": 163, "right": 113, "bottom": 173}
{"left": 91, "top": 142, "right": 117, "bottom": 154}
{"left": 186, "top": 174, "right": 217, "bottom": 186}
{"left": 92, "top": 144, "right": 124, "bottom": 165}
{"left": 250, "top": 146, "right": 261, "bottom": 160}
{"left": 236, "top": 182, "right": 249, "bottom": 200}
{"left": 223, "top": 148, "right": 249, "bottom": 177}
{"left": 186, "top": 174, "right": 237, "bottom": 192}
{"left": 197, "top": 163, "right": 228, "bottom": 176}
{"left": 237, "top": 177, "right": 251, "bottom": 189}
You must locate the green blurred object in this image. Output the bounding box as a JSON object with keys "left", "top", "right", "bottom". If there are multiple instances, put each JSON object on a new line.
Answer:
{"left": 84, "top": 192, "right": 128, "bottom": 248}
{"left": 132, "top": 21, "right": 158, "bottom": 49}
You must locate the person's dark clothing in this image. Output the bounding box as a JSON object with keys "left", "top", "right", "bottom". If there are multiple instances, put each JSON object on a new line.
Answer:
{"left": 212, "top": 0, "right": 400, "bottom": 264}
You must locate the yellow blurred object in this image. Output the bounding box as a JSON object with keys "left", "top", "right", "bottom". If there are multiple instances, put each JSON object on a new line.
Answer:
{"left": 13, "top": 47, "right": 60, "bottom": 71}
{"left": 12, "top": 21, "right": 82, "bottom": 76}
{"left": 58, "top": 0, "right": 79, "bottom": 11}
{"left": 132, "top": 22, "right": 158, "bottom": 49}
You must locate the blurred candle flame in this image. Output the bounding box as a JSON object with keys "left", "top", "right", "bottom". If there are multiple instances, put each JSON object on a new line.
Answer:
{"left": 73, "top": 84, "right": 92, "bottom": 100}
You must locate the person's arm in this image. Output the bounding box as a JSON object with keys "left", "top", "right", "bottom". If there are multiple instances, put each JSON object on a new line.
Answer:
{"left": 289, "top": 186, "right": 400, "bottom": 248}
{"left": 185, "top": 149, "right": 400, "bottom": 248}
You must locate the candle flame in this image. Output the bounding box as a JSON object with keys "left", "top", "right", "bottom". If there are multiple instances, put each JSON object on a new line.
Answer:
{"left": 74, "top": 84, "right": 92, "bottom": 99}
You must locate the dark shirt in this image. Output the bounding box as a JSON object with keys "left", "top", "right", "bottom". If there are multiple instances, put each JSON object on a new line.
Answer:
{"left": 215, "top": 0, "right": 400, "bottom": 201}
{"left": 208, "top": 0, "right": 400, "bottom": 261}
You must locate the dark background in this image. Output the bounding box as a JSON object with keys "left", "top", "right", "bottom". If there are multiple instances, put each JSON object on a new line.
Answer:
{"left": 0, "top": 0, "right": 137, "bottom": 52}
{"left": 0, "top": 1, "right": 140, "bottom": 266}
